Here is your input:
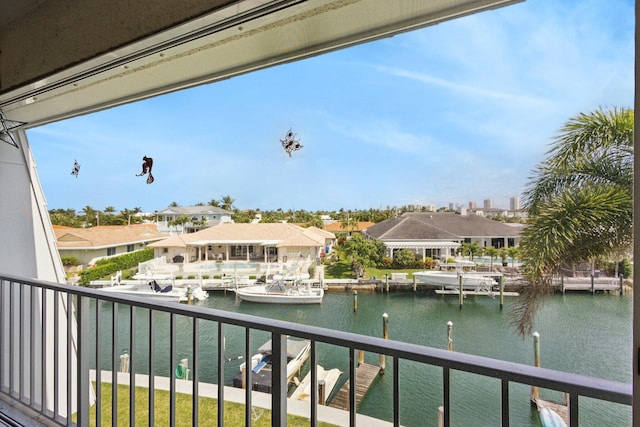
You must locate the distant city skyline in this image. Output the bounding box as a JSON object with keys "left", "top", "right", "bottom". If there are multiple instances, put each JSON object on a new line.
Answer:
{"left": 27, "top": 0, "right": 633, "bottom": 213}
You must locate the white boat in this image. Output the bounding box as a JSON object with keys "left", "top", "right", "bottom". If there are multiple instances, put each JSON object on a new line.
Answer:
{"left": 99, "top": 276, "right": 209, "bottom": 302}
{"left": 233, "top": 337, "right": 311, "bottom": 392}
{"left": 235, "top": 274, "right": 323, "bottom": 304}
{"left": 98, "top": 281, "right": 186, "bottom": 302}
{"left": 290, "top": 365, "right": 342, "bottom": 403}
{"left": 413, "top": 260, "right": 499, "bottom": 291}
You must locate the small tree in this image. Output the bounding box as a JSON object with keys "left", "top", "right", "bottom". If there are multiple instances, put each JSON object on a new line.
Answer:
{"left": 507, "top": 247, "right": 519, "bottom": 273}
{"left": 485, "top": 246, "right": 499, "bottom": 272}
{"left": 168, "top": 215, "right": 190, "bottom": 233}
{"left": 340, "top": 233, "right": 386, "bottom": 278}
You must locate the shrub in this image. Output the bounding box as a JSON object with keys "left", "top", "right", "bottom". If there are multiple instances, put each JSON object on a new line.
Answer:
{"left": 393, "top": 249, "right": 419, "bottom": 269}
{"left": 187, "top": 275, "right": 196, "bottom": 280}
{"left": 61, "top": 256, "right": 81, "bottom": 266}
{"left": 175, "top": 275, "right": 183, "bottom": 280}
{"left": 308, "top": 264, "right": 316, "bottom": 278}
{"left": 202, "top": 275, "right": 210, "bottom": 279}
{"left": 419, "top": 257, "right": 436, "bottom": 269}
{"left": 605, "top": 258, "right": 632, "bottom": 278}
{"left": 379, "top": 258, "right": 393, "bottom": 268}
{"left": 79, "top": 248, "right": 153, "bottom": 285}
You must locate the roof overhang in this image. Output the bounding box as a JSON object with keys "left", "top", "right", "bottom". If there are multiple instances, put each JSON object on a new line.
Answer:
{"left": 0, "top": 0, "right": 523, "bottom": 128}
{"left": 187, "top": 239, "right": 278, "bottom": 246}
{"left": 384, "top": 241, "right": 461, "bottom": 249}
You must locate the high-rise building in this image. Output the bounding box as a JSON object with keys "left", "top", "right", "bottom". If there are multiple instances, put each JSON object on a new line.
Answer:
{"left": 483, "top": 198, "right": 493, "bottom": 209}
{"left": 469, "top": 201, "right": 477, "bottom": 210}
{"left": 510, "top": 196, "right": 521, "bottom": 211}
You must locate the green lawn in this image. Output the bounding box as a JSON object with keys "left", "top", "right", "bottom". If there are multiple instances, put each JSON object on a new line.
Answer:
{"left": 324, "top": 260, "right": 423, "bottom": 280}
{"left": 81, "top": 383, "right": 336, "bottom": 427}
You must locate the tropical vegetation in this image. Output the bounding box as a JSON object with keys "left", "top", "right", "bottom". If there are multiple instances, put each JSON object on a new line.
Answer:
{"left": 514, "top": 107, "right": 633, "bottom": 336}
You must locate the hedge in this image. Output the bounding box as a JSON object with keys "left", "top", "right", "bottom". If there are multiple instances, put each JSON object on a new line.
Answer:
{"left": 79, "top": 248, "right": 154, "bottom": 285}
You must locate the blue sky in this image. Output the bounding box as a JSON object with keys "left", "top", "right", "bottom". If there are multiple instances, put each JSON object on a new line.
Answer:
{"left": 27, "top": 0, "right": 633, "bottom": 214}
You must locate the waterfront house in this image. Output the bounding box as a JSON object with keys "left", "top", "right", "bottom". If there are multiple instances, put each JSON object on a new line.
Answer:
{"left": 155, "top": 205, "right": 234, "bottom": 234}
{"left": 54, "top": 223, "right": 169, "bottom": 266}
{"left": 147, "top": 222, "right": 336, "bottom": 264}
{"left": 363, "top": 212, "right": 522, "bottom": 262}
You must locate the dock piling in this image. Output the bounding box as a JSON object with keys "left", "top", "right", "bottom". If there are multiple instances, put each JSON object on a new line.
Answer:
{"left": 532, "top": 331, "right": 540, "bottom": 401}
{"left": 119, "top": 350, "right": 129, "bottom": 373}
{"left": 447, "top": 321, "right": 453, "bottom": 351}
{"left": 353, "top": 290, "right": 357, "bottom": 312}
{"left": 380, "top": 313, "right": 389, "bottom": 373}
{"left": 499, "top": 276, "right": 504, "bottom": 309}
{"left": 458, "top": 275, "right": 463, "bottom": 309}
{"left": 318, "top": 379, "right": 326, "bottom": 405}
{"left": 591, "top": 274, "right": 595, "bottom": 294}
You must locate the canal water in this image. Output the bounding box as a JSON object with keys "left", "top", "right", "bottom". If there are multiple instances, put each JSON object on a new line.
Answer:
{"left": 93, "top": 291, "right": 632, "bottom": 426}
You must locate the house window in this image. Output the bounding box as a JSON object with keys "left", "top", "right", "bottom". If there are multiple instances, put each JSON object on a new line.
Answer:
{"left": 163, "top": 248, "right": 168, "bottom": 253}
{"left": 107, "top": 247, "right": 116, "bottom": 256}
{"left": 127, "top": 244, "right": 134, "bottom": 252}
{"left": 231, "top": 245, "right": 254, "bottom": 257}
{"left": 491, "top": 238, "right": 505, "bottom": 248}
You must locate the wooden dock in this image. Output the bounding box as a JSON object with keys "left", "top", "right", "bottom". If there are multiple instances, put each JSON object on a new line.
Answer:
{"left": 328, "top": 362, "right": 381, "bottom": 411}
{"left": 435, "top": 289, "right": 519, "bottom": 297}
{"left": 559, "top": 282, "right": 621, "bottom": 293}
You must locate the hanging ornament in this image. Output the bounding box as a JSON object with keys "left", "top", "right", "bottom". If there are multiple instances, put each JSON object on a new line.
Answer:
{"left": 136, "top": 156, "right": 154, "bottom": 184}
{"left": 0, "top": 110, "right": 26, "bottom": 149}
{"left": 70, "top": 159, "right": 81, "bottom": 178}
{"left": 280, "top": 128, "right": 303, "bottom": 157}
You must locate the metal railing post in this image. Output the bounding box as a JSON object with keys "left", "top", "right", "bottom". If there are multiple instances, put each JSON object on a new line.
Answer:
{"left": 76, "top": 295, "right": 90, "bottom": 427}
{"left": 217, "top": 323, "right": 225, "bottom": 426}
{"left": 272, "top": 332, "right": 288, "bottom": 426}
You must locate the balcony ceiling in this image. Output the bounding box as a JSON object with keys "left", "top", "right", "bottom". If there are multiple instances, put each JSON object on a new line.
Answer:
{"left": 0, "top": 0, "right": 522, "bottom": 128}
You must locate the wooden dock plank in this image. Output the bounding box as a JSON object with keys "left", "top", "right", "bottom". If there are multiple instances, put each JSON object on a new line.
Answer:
{"left": 328, "top": 363, "right": 381, "bottom": 411}
{"left": 434, "top": 290, "right": 519, "bottom": 296}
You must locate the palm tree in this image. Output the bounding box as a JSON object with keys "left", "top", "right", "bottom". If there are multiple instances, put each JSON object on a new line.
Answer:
{"left": 341, "top": 213, "right": 358, "bottom": 236}
{"left": 459, "top": 241, "right": 481, "bottom": 261}
{"left": 514, "top": 107, "right": 633, "bottom": 336}
{"left": 485, "top": 246, "right": 499, "bottom": 272}
{"left": 208, "top": 199, "right": 220, "bottom": 207}
{"left": 220, "top": 195, "right": 235, "bottom": 211}
{"left": 507, "top": 247, "right": 519, "bottom": 274}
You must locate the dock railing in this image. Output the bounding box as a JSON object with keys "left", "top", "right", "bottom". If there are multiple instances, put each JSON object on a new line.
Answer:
{"left": 0, "top": 273, "right": 632, "bottom": 426}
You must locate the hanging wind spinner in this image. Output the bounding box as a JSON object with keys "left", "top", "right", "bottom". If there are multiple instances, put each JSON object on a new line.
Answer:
{"left": 280, "top": 128, "right": 303, "bottom": 157}
{"left": 135, "top": 156, "right": 154, "bottom": 184}
{"left": 70, "top": 159, "right": 81, "bottom": 178}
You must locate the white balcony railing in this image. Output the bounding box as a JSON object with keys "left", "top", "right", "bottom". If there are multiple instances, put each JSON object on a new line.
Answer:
{"left": 0, "top": 273, "right": 632, "bottom": 426}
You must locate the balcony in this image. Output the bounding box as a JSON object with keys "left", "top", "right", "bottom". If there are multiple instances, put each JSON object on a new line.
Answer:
{"left": 0, "top": 273, "right": 631, "bottom": 426}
